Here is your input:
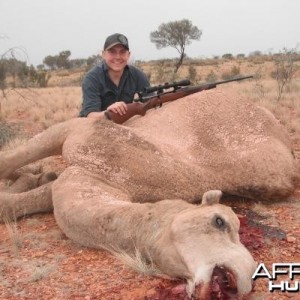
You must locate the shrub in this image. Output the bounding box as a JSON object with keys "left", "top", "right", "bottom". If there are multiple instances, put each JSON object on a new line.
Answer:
{"left": 221, "top": 66, "right": 241, "bottom": 80}
{"left": 237, "top": 53, "right": 245, "bottom": 59}
{"left": 188, "top": 65, "right": 197, "bottom": 83}
{"left": 205, "top": 70, "right": 217, "bottom": 82}
{"left": 271, "top": 48, "right": 299, "bottom": 101}
{"left": 0, "top": 121, "right": 17, "bottom": 147}
{"left": 222, "top": 53, "right": 233, "bottom": 60}
{"left": 230, "top": 65, "right": 241, "bottom": 77}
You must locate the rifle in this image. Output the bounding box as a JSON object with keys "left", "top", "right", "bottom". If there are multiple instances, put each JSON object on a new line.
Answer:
{"left": 105, "top": 75, "right": 253, "bottom": 124}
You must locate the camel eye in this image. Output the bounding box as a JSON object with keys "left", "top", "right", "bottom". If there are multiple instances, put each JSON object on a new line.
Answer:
{"left": 214, "top": 216, "right": 225, "bottom": 229}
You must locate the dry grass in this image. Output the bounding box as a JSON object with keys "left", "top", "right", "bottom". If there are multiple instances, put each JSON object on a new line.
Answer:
{"left": 2, "top": 216, "right": 67, "bottom": 286}
{"left": 0, "top": 87, "right": 82, "bottom": 128}
{"left": 3, "top": 215, "right": 23, "bottom": 257}
{"left": 251, "top": 202, "right": 273, "bottom": 218}
{"left": 0, "top": 60, "right": 299, "bottom": 143}
{"left": 28, "top": 264, "right": 55, "bottom": 283}
{"left": 112, "top": 247, "right": 161, "bottom": 276}
{"left": 226, "top": 78, "right": 300, "bottom": 140}
{"left": 1, "top": 136, "right": 28, "bottom": 150}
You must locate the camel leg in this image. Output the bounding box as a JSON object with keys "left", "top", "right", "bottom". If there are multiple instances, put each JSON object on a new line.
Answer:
{"left": 6, "top": 164, "right": 43, "bottom": 181}
{"left": 0, "top": 182, "right": 53, "bottom": 222}
{"left": 0, "top": 118, "right": 85, "bottom": 179}
{"left": 3, "top": 172, "right": 57, "bottom": 193}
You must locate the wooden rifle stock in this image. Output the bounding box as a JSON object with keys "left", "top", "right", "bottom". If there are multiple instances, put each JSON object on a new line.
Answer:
{"left": 106, "top": 75, "right": 253, "bottom": 124}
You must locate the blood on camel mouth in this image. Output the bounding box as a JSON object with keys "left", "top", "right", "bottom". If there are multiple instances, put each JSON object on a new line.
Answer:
{"left": 193, "top": 266, "right": 241, "bottom": 300}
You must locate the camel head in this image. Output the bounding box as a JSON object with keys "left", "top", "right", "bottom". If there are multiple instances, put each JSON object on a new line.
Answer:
{"left": 154, "top": 190, "right": 256, "bottom": 299}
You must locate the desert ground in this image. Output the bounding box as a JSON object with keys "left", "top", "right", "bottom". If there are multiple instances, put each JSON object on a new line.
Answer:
{"left": 0, "top": 58, "right": 300, "bottom": 299}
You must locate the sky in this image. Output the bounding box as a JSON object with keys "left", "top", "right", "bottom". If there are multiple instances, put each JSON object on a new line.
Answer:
{"left": 0, "top": 0, "right": 299, "bottom": 66}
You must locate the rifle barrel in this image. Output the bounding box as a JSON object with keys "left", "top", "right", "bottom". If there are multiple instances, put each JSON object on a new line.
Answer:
{"left": 209, "top": 75, "right": 253, "bottom": 86}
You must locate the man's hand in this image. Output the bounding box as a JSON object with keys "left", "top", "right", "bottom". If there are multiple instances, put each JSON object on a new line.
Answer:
{"left": 107, "top": 101, "right": 128, "bottom": 116}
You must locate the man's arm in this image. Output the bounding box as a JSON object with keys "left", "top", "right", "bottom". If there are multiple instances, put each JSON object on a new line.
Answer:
{"left": 87, "top": 101, "right": 128, "bottom": 119}
{"left": 86, "top": 111, "right": 106, "bottom": 119}
{"left": 80, "top": 70, "right": 103, "bottom": 117}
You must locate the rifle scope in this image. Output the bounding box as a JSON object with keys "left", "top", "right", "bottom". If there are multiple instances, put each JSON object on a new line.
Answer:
{"left": 144, "top": 79, "right": 191, "bottom": 94}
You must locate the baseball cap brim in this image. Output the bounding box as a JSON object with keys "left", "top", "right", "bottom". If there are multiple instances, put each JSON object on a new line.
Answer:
{"left": 105, "top": 42, "right": 129, "bottom": 50}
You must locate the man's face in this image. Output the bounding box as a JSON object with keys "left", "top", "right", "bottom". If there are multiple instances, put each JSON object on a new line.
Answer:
{"left": 102, "top": 44, "right": 130, "bottom": 73}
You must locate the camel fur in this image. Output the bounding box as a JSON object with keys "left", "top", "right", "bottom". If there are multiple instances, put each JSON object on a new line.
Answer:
{"left": 0, "top": 90, "right": 299, "bottom": 298}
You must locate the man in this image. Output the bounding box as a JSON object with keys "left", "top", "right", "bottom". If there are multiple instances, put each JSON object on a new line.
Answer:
{"left": 79, "top": 33, "right": 151, "bottom": 120}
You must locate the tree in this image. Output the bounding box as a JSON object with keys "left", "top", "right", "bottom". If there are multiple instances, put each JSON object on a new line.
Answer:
{"left": 0, "top": 46, "right": 29, "bottom": 118}
{"left": 0, "top": 47, "right": 27, "bottom": 92}
{"left": 86, "top": 55, "right": 101, "bottom": 71}
{"left": 150, "top": 19, "right": 202, "bottom": 73}
{"left": 236, "top": 53, "right": 245, "bottom": 59}
{"left": 249, "top": 50, "right": 262, "bottom": 57}
{"left": 271, "top": 47, "right": 299, "bottom": 101}
{"left": 57, "top": 50, "right": 71, "bottom": 69}
{"left": 69, "top": 58, "right": 87, "bottom": 69}
{"left": 43, "top": 55, "right": 57, "bottom": 70}
{"left": 222, "top": 53, "right": 233, "bottom": 60}
{"left": 0, "top": 59, "right": 7, "bottom": 91}
{"left": 43, "top": 50, "right": 72, "bottom": 70}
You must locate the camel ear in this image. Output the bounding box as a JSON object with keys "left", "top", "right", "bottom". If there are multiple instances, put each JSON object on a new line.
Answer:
{"left": 201, "top": 190, "right": 222, "bottom": 206}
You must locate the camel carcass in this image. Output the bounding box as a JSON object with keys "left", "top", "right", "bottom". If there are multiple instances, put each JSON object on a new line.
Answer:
{"left": 0, "top": 90, "right": 298, "bottom": 298}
